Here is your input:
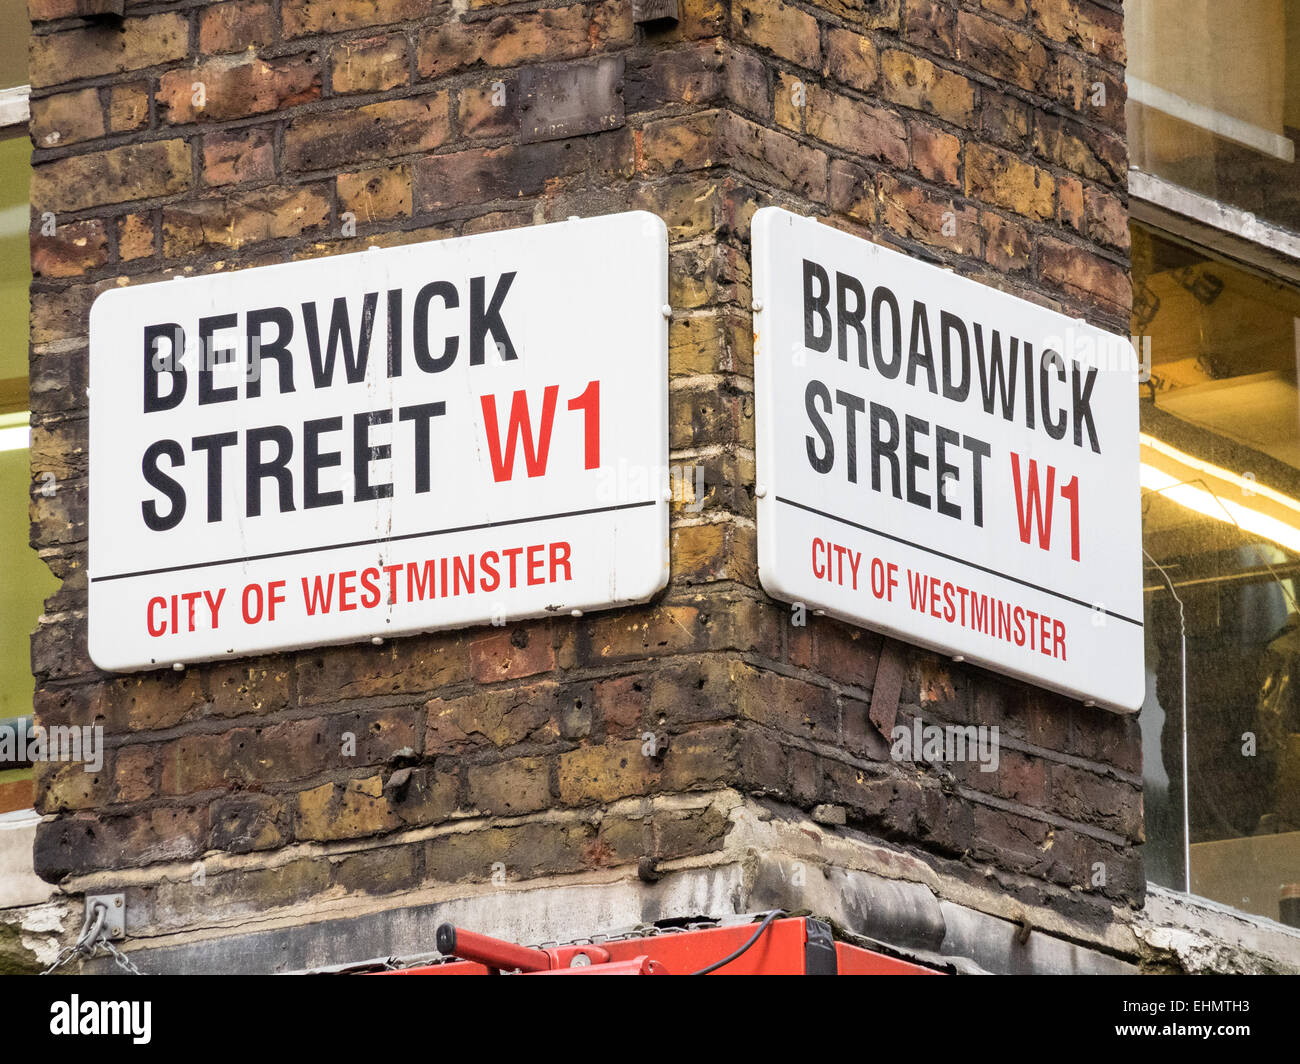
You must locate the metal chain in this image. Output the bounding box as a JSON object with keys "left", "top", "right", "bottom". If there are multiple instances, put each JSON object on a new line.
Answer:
{"left": 98, "top": 938, "right": 145, "bottom": 976}
{"left": 41, "top": 899, "right": 144, "bottom": 976}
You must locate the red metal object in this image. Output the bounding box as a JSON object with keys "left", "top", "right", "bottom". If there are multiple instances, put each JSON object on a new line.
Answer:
{"left": 380, "top": 917, "right": 942, "bottom": 975}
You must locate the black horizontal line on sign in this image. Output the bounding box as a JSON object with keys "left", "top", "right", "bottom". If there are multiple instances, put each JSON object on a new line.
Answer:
{"left": 91, "top": 500, "right": 659, "bottom": 584}
{"left": 774, "top": 496, "right": 1143, "bottom": 628}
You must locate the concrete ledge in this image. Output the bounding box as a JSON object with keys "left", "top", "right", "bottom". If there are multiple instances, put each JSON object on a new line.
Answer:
{"left": 82, "top": 794, "right": 1143, "bottom": 974}
{"left": 0, "top": 810, "right": 53, "bottom": 909}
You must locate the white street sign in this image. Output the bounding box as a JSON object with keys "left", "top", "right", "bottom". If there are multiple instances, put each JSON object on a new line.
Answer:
{"left": 89, "top": 212, "right": 670, "bottom": 671}
{"left": 752, "top": 207, "right": 1144, "bottom": 712}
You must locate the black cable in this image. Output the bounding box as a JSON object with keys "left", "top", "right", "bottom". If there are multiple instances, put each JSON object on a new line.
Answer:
{"left": 689, "top": 910, "right": 785, "bottom": 975}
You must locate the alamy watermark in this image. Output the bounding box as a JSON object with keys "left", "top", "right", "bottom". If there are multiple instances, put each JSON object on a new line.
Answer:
{"left": 890, "top": 718, "right": 1000, "bottom": 773}
{"left": 0, "top": 722, "right": 104, "bottom": 773}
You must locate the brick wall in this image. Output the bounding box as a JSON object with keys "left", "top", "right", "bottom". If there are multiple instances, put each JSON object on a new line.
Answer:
{"left": 26, "top": 0, "right": 1140, "bottom": 953}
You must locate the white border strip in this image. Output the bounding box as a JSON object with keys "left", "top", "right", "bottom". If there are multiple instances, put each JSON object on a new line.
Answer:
{"left": 1128, "top": 76, "right": 1295, "bottom": 163}
{"left": 1129, "top": 170, "right": 1300, "bottom": 265}
{"left": 0, "top": 85, "right": 29, "bottom": 132}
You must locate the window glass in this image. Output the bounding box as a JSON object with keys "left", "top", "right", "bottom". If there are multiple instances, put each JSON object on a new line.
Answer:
{"left": 1127, "top": 0, "right": 1300, "bottom": 235}
{"left": 1136, "top": 222, "right": 1300, "bottom": 924}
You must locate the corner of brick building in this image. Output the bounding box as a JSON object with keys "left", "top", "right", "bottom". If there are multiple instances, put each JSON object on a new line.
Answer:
{"left": 25, "top": 0, "right": 1145, "bottom": 971}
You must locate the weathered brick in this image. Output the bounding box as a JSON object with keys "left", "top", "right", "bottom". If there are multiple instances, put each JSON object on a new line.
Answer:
{"left": 1030, "top": 0, "right": 1124, "bottom": 63}
{"left": 30, "top": 0, "right": 123, "bottom": 19}
{"left": 413, "top": 140, "right": 586, "bottom": 211}
{"left": 469, "top": 625, "right": 556, "bottom": 684}
{"left": 823, "top": 27, "right": 879, "bottom": 94}
{"left": 670, "top": 239, "right": 748, "bottom": 312}
{"left": 645, "top": 0, "right": 727, "bottom": 41}
{"left": 467, "top": 756, "right": 551, "bottom": 814}
{"left": 1041, "top": 49, "right": 1087, "bottom": 112}
{"left": 829, "top": 158, "right": 876, "bottom": 225}
{"left": 31, "top": 139, "right": 191, "bottom": 212}
{"left": 297, "top": 776, "right": 400, "bottom": 842}
{"left": 819, "top": 0, "right": 900, "bottom": 31}
{"left": 331, "top": 843, "right": 422, "bottom": 895}
{"left": 842, "top": 696, "right": 890, "bottom": 759}
{"left": 159, "top": 732, "right": 235, "bottom": 795}
{"left": 30, "top": 88, "right": 104, "bottom": 148}
{"left": 34, "top": 805, "right": 208, "bottom": 878}
{"left": 29, "top": 13, "right": 189, "bottom": 88}
{"left": 134, "top": 858, "right": 331, "bottom": 932}
{"left": 427, "top": 683, "right": 560, "bottom": 750}
{"left": 965, "top": 143, "right": 1055, "bottom": 220}
{"left": 816, "top": 620, "right": 882, "bottom": 689}
{"left": 632, "top": 178, "right": 723, "bottom": 241}
{"left": 981, "top": 0, "right": 1027, "bottom": 19}
{"left": 283, "top": 0, "right": 428, "bottom": 38}
{"left": 1083, "top": 184, "right": 1128, "bottom": 251}
{"left": 879, "top": 172, "right": 980, "bottom": 255}
{"left": 285, "top": 93, "right": 450, "bottom": 171}
{"left": 955, "top": 9, "right": 1048, "bottom": 92}
{"left": 159, "top": 54, "right": 321, "bottom": 124}
{"left": 625, "top": 42, "right": 722, "bottom": 112}
{"left": 666, "top": 308, "right": 751, "bottom": 377}
{"left": 592, "top": 673, "right": 649, "bottom": 737}
{"left": 210, "top": 793, "right": 291, "bottom": 852}
{"left": 981, "top": 211, "right": 1031, "bottom": 272}
{"left": 880, "top": 49, "right": 976, "bottom": 126}
{"left": 200, "top": 1, "right": 275, "bottom": 54}
{"left": 639, "top": 111, "right": 721, "bottom": 175}
{"left": 737, "top": 724, "right": 788, "bottom": 792}
{"left": 32, "top": 218, "right": 108, "bottom": 277}
{"left": 337, "top": 163, "right": 412, "bottom": 222}
{"left": 1037, "top": 236, "right": 1129, "bottom": 315}
{"left": 1057, "top": 173, "right": 1085, "bottom": 231}
{"left": 455, "top": 77, "right": 518, "bottom": 140}
{"left": 732, "top": 0, "right": 821, "bottom": 70}
{"left": 34, "top": 759, "right": 111, "bottom": 813}
{"left": 903, "top": 0, "right": 956, "bottom": 55}
{"left": 414, "top": 21, "right": 479, "bottom": 80}
{"left": 660, "top": 725, "right": 737, "bottom": 791}
{"left": 205, "top": 661, "right": 293, "bottom": 718}
{"left": 112, "top": 744, "right": 155, "bottom": 804}
{"left": 416, "top": 4, "right": 629, "bottom": 77}
{"left": 669, "top": 375, "right": 748, "bottom": 448}
{"left": 162, "top": 184, "right": 331, "bottom": 255}
{"left": 910, "top": 120, "right": 960, "bottom": 186}
{"left": 582, "top": 604, "right": 708, "bottom": 664}
{"left": 461, "top": 209, "right": 531, "bottom": 235}
{"left": 673, "top": 521, "right": 755, "bottom": 585}
{"left": 736, "top": 666, "right": 839, "bottom": 742}
{"left": 297, "top": 636, "right": 470, "bottom": 705}
{"left": 424, "top": 820, "right": 595, "bottom": 883}
{"left": 107, "top": 82, "right": 150, "bottom": 134}
{"left": 558, "top": 739, "right": 658, "bottom": 804}
{"left": 1050, "top": 762, "right": 1141, "bottom": 838}
{"left": 980, "top": 91, "right": 1030, "bottom": 149}
{"left": 724, "top": 111, "right": 832, "bottom": 199}
{"left": 389, "top": 766, "right": 459, "bottom": 828}
{"left": 331, "top": 34, "right": 410, "bottom": 94}
{"left": 322, "top": 706, "right": 424, "bottom": 767}
{"left": 775, "top": 77, "right": 908, "bottom": 170}
{"left": 1033, "top": 114, "right": 1124, "bottom": 185}
{"left": 202, "top": 127, "right": 276, "bottom": 188}
{"left": 106, "top": 672, "right": 206, "bottom": 733}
